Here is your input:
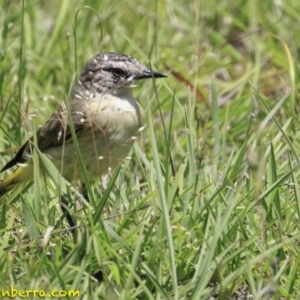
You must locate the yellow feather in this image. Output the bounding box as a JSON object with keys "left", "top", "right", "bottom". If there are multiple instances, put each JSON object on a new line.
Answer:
{"left": 0, "top": 164, "right": 33, "bottom": 197}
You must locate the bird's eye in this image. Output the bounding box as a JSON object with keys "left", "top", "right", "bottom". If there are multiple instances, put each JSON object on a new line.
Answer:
{"left": 112, "top": 68, "right": 125, "bottom": 77}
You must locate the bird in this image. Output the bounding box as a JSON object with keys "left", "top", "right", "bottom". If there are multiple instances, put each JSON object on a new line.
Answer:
{"left": 0, "top": 52, "right": 166, "bottom": 225}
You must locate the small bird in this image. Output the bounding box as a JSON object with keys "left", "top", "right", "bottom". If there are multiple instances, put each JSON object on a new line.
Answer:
{"left": 0, "top": 52, "right": 166, "bottom": 224}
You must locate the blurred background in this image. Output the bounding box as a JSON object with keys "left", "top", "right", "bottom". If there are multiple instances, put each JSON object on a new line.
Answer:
{"left": 1, "top": 0, "right": 300, "bottom": 299}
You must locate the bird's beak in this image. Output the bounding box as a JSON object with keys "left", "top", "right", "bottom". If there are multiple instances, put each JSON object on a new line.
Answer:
{"left": 134, "top": 69, "right": 167, "bottom": 80}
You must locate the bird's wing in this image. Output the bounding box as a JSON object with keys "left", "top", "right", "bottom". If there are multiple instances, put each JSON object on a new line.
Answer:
{"left": 0, "top": 107, "right": 90, "bottom": 173}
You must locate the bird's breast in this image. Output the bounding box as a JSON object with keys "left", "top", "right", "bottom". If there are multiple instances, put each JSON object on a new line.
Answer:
{"left": 76, "top": 93, "right": 144, "bottom": 179}
{"left": 87, "top": 92, "right": 144, "bottom": 144}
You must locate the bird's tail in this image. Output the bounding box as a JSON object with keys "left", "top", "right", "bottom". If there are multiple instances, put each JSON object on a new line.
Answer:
{"left": 0, "top": 165, "right": 33, "bottom": 198}
{"left": 0, "top": 179, "right": 14, "bottom": 198}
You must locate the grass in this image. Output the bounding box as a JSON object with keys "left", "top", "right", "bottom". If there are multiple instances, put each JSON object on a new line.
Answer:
{"left": 1, "top": 0, "right": 300, "bottom": 299}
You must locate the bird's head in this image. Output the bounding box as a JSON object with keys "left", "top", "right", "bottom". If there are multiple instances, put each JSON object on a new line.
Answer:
{"left": 75, "top": 52, "right": 166, "bottom": 96}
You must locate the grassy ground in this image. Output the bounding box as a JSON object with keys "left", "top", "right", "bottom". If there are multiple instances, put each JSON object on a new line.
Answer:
{"left": 1, "top": 0, "right": 300, "bottom": 299}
